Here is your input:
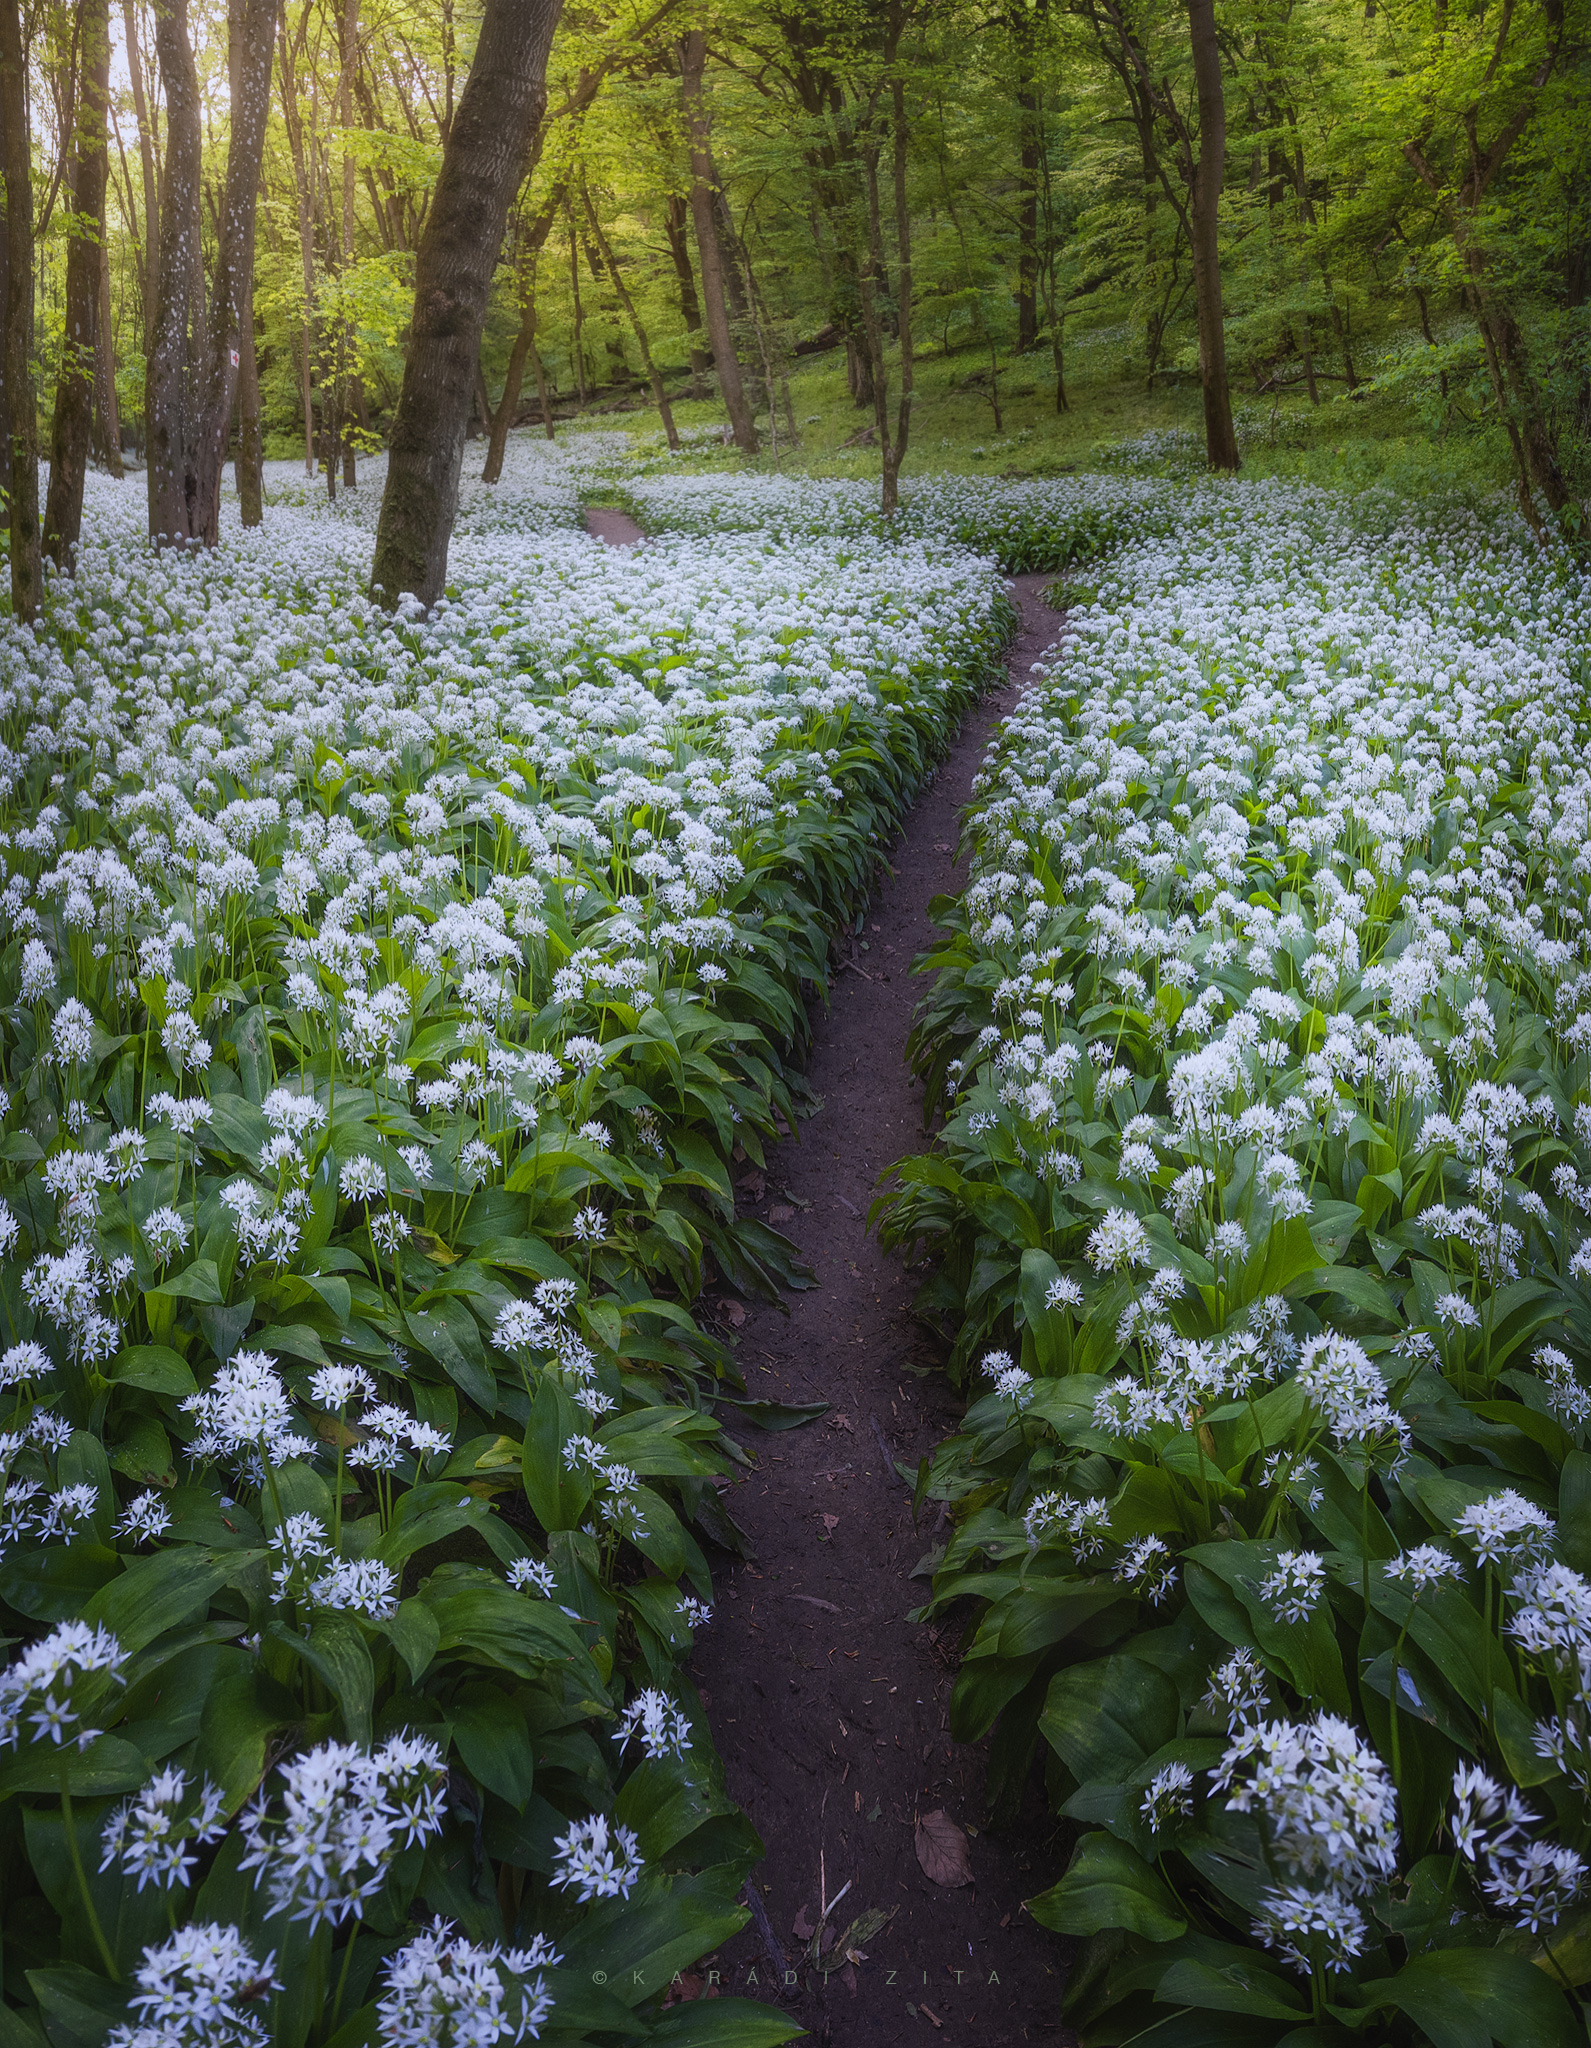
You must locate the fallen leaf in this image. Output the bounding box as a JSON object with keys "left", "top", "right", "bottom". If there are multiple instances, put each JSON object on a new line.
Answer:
{"left": 841, "top": 1963, "right": 859, "bottom": 1995}
{"left": 769, "top": 1204, "right": 794, "bottom": 1223}
{"left": 827, "top": 1411, "right": 854, "bottom": 1433}
{"left": 867, "top": 1801, "right": 882, "bottom": 1822}
{"left": 792, "top": 1904, "right": 815, "bottom": 1941}
{"left": 934, "top": 841, "right": 953, "bottom": 853}
{"left": 820, "top": 1513, "right": 840, "bottom": 1537}
{"left": 724, "top": 1302, "right": 745, "bottom": 1327}
{"left": 914, "top": 1809, "right": 973, "bottom": 1888}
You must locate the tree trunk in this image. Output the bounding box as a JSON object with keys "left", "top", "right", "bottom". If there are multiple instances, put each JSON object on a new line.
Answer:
{"left": 235, "top": 290, "right": 263, "bottom": 523}
{"left": 1185, "top": 0, "right": 1238, "bottom": 471}
{"left": 189, "top": 0, "right": 272, "bottom": 541}
{"left": 337, "top": 0, "right": 359, "bottom": 486}
{"left": 1013, "top": 10, "right": 1039, "bottom": 358}
{"left": 123, "top": 0, "right": 160, "bottom": 331}
{"left": 96, "top": 234, "right": 124, "bottom": 474}
{"left": 567, "top": 203, "right": 586, "bottom": 403}
{"left": 146, "top": 0, "right": 204, "bottom": 541}
{"left": 663, "top": 190, "right": 709, "bottom": 391}
{"left": 369, "top": 0, "right": 565, "bottom": 609}
{"left": 680, "top": 28, "right": 757, "bottom": 453}
{"left": 583, "top": 187, "right": 679, "bottom": 450}
{"left": 881, "top": 71, "right": 913, "bottom": 513}
{"left": 1, "top": 0, "right": 41, "bottom": 620}
{"left": 279, "top": 12, "right": 318, "bottom": 475}
{"left": 44, "top": 0, "right": 111, "bottom": 566}
{"left": 482, "top": 319, "right": 532, "bottom": 480}
{"left": 0, "top": 98, "right": 11, "bottom": 507}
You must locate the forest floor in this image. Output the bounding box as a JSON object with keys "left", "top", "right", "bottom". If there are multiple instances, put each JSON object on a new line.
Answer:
{"left": 591, "top": 501, "right": 1075, "bottom": 2046}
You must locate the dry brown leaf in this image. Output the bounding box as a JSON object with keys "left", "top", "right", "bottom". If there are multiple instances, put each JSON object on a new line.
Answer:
{"left": 914, "top": 1809, "right": 973, "bottom": 1888}
{"left": 791, "top": 1904, "right": 815, "bottom": 1941}
{"left": 724, "top": 1302, "right": 745, "bottom": 1327}
{"left": 769, "top": 1204, "right": 794, "bottom": 1223}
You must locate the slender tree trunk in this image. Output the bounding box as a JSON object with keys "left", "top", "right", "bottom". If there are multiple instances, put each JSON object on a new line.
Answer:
{"left": 96, "top": 235, "right": 123, "bottom": 473}
{"left": 1012, "top": 9, "right": 1039, "bottom": 356}
{"left": 663, "top": 190, "right": 709, "bottom": 392}
{"left": 188, "top": 0, "right": 273, "bottom": 542}
{"left": 338, "top": 0, "right": 358, "bottom": 485}
{"left": 146, "top": 0, "right": 204, "bottom": 540}
{"left": 531, "top": 332, "right": 554, "bottom": 438}
{"left": 1185, "top": 0, "right": 1238, "bottom": 470}
{"left": 567, "top": 205, "right": 586, "bottom": 403}
{"left": 0, "top": 98, "right": 11, "bottom": 506}
{"left": 44, "top": 0, "right": 111, "bottom": 564}
{"left": 370, "top": 0, "right": 565, "bottom": 608}
{"left": 882, "top": 70, "right": 913, "bottom": 513}
{"left": 279, "top": 12, "right": 318, "bottom": 474}
{"left": 583, "top": 187, "right": 679, "bottom": 450}
{"left": 680, "top": 28, "right": 756, "bottom": 453}
{"left": 483, "top": 198, "right": 560, "bottom": 480}
{"left": 1, "top": 0, "right": 42, "bottom": 620}
{"left": 235, "top": 293, "right": 263, "bottom": 521}
{"left": 123, "top": 0, "right": 160, "bottom": 328}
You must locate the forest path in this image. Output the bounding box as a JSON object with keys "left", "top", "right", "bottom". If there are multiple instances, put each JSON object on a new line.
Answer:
{"left": 674, "top": 568, "right": 1074, "bottom": 2047}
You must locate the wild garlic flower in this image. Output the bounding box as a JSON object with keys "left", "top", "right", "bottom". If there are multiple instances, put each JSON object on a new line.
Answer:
{"left": 377, "top": 1918, "right": 560, "bottom": 2047}
{"left": 0, "top": 1618, "right": 126, "bottom": 1750}
{"left": 104, "top": 1923, "right": 275, "bottom": 2048}
{"left": 1384, "top": 1545, "right": 1464, "bottom": 1595}
{"left": 507, "top": 1557, "right": 556, "bottom": 1596}
{"left": 1139, "top": 1760, "right": 1194, "bottom": 1833}
{"left": 1259, "top": 1550, "right": 1328, "bottom": 1625}
{"left": 1451, "top": 1489, "right": 1555, "bottom": 1570}
{"left": 101, "top": 1767, "right": 227, "bottom": 1890}
{"left": 549, "top": 1813, "right": 644, "bottom": 1902}
{"left": 1215, "top": 1713, "right": 1399, "bottom": 1898}
{"left": 238, "top": 1733, "right": 446, "bottom": 1930}
{"left": 1203, "top": 1647, "right": 1271, "bottom": 1731}
{"left": 614, "top": 1689, "right": 692, "bottom": 1761}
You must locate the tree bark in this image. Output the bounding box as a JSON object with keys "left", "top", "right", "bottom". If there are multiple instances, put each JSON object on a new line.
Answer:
{"left": 0, "top": 89, "right": 11, "bottom": 506}
{"left": 369, "top": 0, "right": 565, "bottom": 608}
{"left": 663, "top": 189, "right": 709, "bottom": 391}
{"left": 1, "top": 0, "right": 41, "bottom": 620}
{"left": 44, "top": 0, "right": 112, "bottom": 566}
{"left": 337, "top": 0, "right": 359, "bottom": 486}
{"left": 189, "top": 0, "right": 273, "bottom": 542}
{"left": 235, "top": 291, "right": 263, "bottom": 523}
{"left": 146, "top": 0, "right": 204, "bottom": 541}
{"left": 582, "top": 186, "right": 679, "bottom": 450}
{"left": 680, "top": 28, "right": 756, "bottom": 453}
{"left": 122, "top": 0, "right": 160, "bottom": 332}
{"left": 96, "top": 234, "right": 124, "bottom": 474}
{"left": 278, "top": 9, "right": 318, "bottom": 475}
{"left": 1185, "top": 0, "right": 1238, "bottom": 471}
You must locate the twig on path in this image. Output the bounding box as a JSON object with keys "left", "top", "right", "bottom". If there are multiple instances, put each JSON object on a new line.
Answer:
{"left": 741, "top": 1878, "right": 791, "bottom": 1985}
{"left": 871, "top": 1415, "right": 909, "bottom": 1488}
{"left": 787, "top": 1593, "right": 841, "bottom": 1613}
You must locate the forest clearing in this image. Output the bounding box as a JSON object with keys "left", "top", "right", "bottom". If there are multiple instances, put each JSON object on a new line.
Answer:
{"left": 1, "top": 0, "right": 1590, "bottom": 2039}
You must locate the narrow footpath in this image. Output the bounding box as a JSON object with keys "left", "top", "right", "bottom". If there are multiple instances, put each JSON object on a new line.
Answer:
{"left": 583, "top": 513, "right": 1072, "bottom": 2042}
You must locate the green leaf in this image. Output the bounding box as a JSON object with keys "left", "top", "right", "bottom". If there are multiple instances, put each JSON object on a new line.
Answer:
{"left": 82, "top": 1546, "right": 245, "bottom": 1657}
{"left": 107, "top": 1344, "right": 198, "bottom": 1395}
{"left": 448, "top": 1683, "right": 534, "bottom": 1809}
{"left": 1039, "top": 1652, "right": 1179, "bottom": 1786}
{"left": 146, "top": 1257, "right": 224, "bottom": 1306}
{"left": 644, "top": 2000, "right": 804, "bottom": 2046}
{"left": 267, "top": 1614, "right": 374, "bottom": 1745}
{"left": 1027, "top": 1830, "right": 1186, "bottom": 1942}
{"left": 1357, "top": 1947, "right": 1580, "bottom": 2048}
{"left": 23, "top": 1966, "right": 127, "bottom": 2048}
{"left": 1157, "top": 1956, "right": 1308, "bottom": 2021}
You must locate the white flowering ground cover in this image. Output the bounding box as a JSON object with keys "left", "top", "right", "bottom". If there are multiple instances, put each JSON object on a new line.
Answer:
{"left": 876, "top": 483, "right": 1591, "bottom": 2041}
{"left": 0, "top": 445, "right": 1011, "bottom": 2048}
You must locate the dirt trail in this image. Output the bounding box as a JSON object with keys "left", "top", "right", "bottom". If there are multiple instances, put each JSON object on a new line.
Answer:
{"left": 583, "top": 506, "right": 646, "bottom": 545}
{"left": 681, "top": 573, "right": 1074, "bottom": 2046}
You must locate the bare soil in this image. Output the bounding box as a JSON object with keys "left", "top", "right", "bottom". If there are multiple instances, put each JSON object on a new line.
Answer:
{"left": 683, "top": 575, "right": 1078, "bottom": 2046}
